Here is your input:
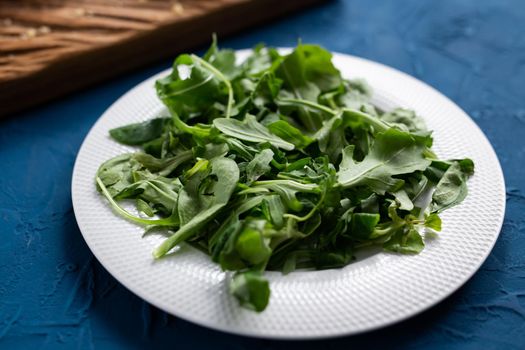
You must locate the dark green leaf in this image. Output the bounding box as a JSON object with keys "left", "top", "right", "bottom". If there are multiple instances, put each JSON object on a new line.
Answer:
{"left": 109, "top": 118, "right": 171, "bottom": 145}
{"left": 350, "top": 213, "right": 380, "bottom": 240}
{"left": 156, "top": 54, "right": 227, "bottom": 118}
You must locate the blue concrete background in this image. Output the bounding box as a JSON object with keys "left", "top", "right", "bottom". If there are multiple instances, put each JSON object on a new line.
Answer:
{"left": 1, "top": 0, "right": 524, "bottom": 348}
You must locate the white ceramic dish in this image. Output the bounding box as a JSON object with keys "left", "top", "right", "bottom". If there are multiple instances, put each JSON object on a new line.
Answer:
{"left": 72, "top": 49, "right": 505, "bottom": 339}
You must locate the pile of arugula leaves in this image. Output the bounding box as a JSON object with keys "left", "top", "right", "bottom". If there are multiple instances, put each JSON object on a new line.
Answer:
{"left": 96, "top": 38, "right": 474, "bottom": 312}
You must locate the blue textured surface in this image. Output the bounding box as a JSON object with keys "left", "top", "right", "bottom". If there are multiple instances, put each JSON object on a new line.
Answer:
{"left": 1, "top": 0, "right": 524, "bottom": 348}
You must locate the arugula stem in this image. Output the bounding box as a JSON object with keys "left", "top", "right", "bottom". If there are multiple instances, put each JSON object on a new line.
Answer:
{"left": 191, "top": 54, "right": 234, "bottom": 118}
{"left": 237, "top": 187, "right": 270, "bottom": 195}
{"left": 284, "top": 190, "right": 325, "bottom": 222}
{"left": 153, "top": 228, "right": 187, "bottom": 258}
{"left": 326, "top": 97, "right": 339, "bottom": 110}
{"left": 341, "top": 108, "right": 390, "bottom": 133}
{"left": 185, "top": 158, "right": 209, "bottom": 178}
{"left": 168, "top": 107, "right": 211, "bottom": 138}
{"left": 252, "top": 180, "right": 319, "bottom": 193}
{"left": 371, "top": 222, "right": 404, "bottom": 239}
{"left": 278, "top": 98, "right": 337, "bottom": 116}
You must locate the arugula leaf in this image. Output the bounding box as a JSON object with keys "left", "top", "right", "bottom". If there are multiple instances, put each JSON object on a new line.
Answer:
{"left": 240, "top": 179, "right": 319, "bottom": 212}
{"left": 115, "top": 178, "right": 181, "bottom": 215}
{"left": 393, "top": 189, "right": 414, "bottom": 211}
{"left": 96, "top": 176, "right": 180, "bottom": 226}
{"left": 261, "top": 195, "right": 286, "bottom": 228}
{"left": 278, "top": 44, "right": 342, "bottom": 92}
{"left": 336, "top": 79, "right": 374, "bottom": 111}
{"left": 383, "top": 228, "right": 424, "bottom": 254}
{"left": 250, "top": 72, "right": 282, "bottom": 109}
{"left": 202, "top": 35, "right": 239, "bottom": 80}
{"left": 110, "top": 118, "right": 171, "bottom": 145}
{"left": 136, "top": 198, "right": 155, "bottom": 217}
{"left": 96, "top": 153, "right": 138, "bottom": 196}
{"left": 380, "top": 108, "right": 427, "bottom": 132}
{"left": 425, "top": 213, "right": 442, "bottom": 231}
{"left": 133, "top": 151, "right": 193, "bottom": 176}
{"left": 341, "top": 109, "right": 389, "bottom": 134}
{"left": 267, "top": 120, "right": 313, "bottom": 149}
{"left": 242, "top": 44, "right": 282, "bottom": 77}
{"left": 246, "top": 149, "right": 274, "bottom": 184}
{"left": 235, "top": 219, "right": 273, "bottom": 265}
{"left": 275, "top": 49, "right": 322, "bottom": 131}
{"left": 350, "top": 213, "right": 380, "bottom": 240}
{"left": 156, "top": 54, "right": 229, "bottom": 119}
{"left": 312, "top": 114, "right": 345, "bottom": 162}
{"left": 153, "top": 157, "right": 239, "bottom": 258}
{"left": 230, "top": 271, "right": 270, "bottom": 312}
{"left": 432, "top": 160, "right": 474, "bottom": 212}
{"left": 214, "top": 115, "right": 294, "bottom": 150}
{"left": 337, "top": 128, "right": 431, "bottom": 194}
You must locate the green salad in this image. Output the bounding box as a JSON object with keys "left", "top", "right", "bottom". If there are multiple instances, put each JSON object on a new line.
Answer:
{"left": 96, "top": 38, "right": 474, "bottom": 312}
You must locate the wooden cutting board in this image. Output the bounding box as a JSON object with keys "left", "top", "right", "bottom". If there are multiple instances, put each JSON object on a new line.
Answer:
{"left": 0, "top": 0, "right": 326, "bottom": 117}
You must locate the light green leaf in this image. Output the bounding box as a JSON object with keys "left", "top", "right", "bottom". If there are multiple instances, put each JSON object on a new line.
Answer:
{"left": 337, "top": 128, "right": 431, "bottom": 194}
{"left": 432, "top": 160, "right": 473, "bottom": 212}
{"left": 384, "top": 228, "right": 424, "bottom": 254}
{"left": 393, "top": 189, "right": 414, "bottom": 211}
{"left": 235, "top": 221, "right": 272, "bottom": 265}
{"left": 136, "top": 198, "right": 155, "bottom": 217}
{"left": 230, "top": 271, "right": 270, "bottom": 312}
{"left": 246, "top": 149, "right": 274, "bottom": 184}
{"left": 214, "top": 115, "right": 294, "bottom": 150}
{"left": 425, "top": 213, "right": 442, "bottom": 231}
{"left": 380, "top": 108, "right": 427, "bottom": 132}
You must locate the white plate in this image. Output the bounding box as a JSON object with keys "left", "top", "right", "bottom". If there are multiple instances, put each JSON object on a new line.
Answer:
{"left": 72, "top": 50, "right": 505, "bottom": 339}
